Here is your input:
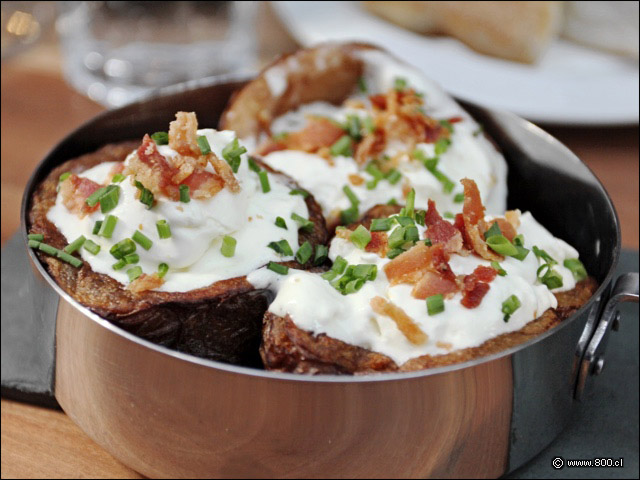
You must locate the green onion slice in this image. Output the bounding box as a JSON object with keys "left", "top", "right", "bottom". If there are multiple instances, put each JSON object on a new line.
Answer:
{"left": 484, "top": 221, "right": 502, "bottom": 240}
{"left": 357, "top": 76, "right": 367, "bottom": 93}
{"left": 491, "top": 261, "right": 507, "bottom": 276}
{"left": 343, "top": 185, "right": 359, "bottom": 207}
{"left": 56, "top": 250, "right": 83, "bottom": 268}
{"left": 197, "top": 135, "right": 211, "bottom": 155}
{"left": 330, "top": 135, "right": 352, "bottom": 157}
{"left": 501, "top": 295, "right": 521, "bottom": 322}
{"left": 110, "top": 238, "right": 136, "bottom": 260}
{"left": 92, "top": 220, "right": 103, "bottom": 235}
{"left": 248, "top": 157, "right": 261, "bottom": 172}
{"left": 28, "top": 233, "right": 44, "bottom": 241}
{"left": 400, "top": 189, "right": 416, "bottom": 218}
{"left": 385, "top": 169, "right": 402, "bottom": 185}
{"left": 83, "top": 239, "right": 100, "bottom": 255}
{"left": 158, "top": 263, "right": 169, "bottom": 278}
{"left": 275, "top": 217, "right": 287, "bottom": 229}
{"left": 439, "top": 119, "right": 454, "bottom": 134}
{"left": 99, "top": 185, "right": 120, "bottom": 213}
{"left": 112, "top": 259, "right": 127, "bottom": 271}
{"left": 370, "top": 218, "right": 393, "bottom": 232}
{"left": 59, "top": 172, "right": 71, "bottom": 183}
{"left": 388, "top": 226, "right": 406, "bottom": 250}
{"left": 351, "top": 225, "right": 371, "bottom": 250}
{"left": 394, "top": 77, "right": 407, "bottom": 91}
{"left": 124, "top": 253, "right": 139, "bottom": 264}
{"left": 291, "top": 213, "right": 314, "bottom": 232}
{"left": 64, "top": 235, "right": 86, "bottom": 254}
{"left": 295, "top": 241, "right": 313, "bottom": 264}
{"left": 434, "top": 138, "right": 451, "bottom": 156}
{"left": 289, "top": 188, "right": 309, "bottom": 198}
{"left": 340, "top": 206, "right": 359, "bottom": 225}
{"left": 28, "top": 239, "right": 41, "bottom": 248}
{"left": 179, "top": 184, "right": 190, "bottom": 203}
{"left": 98, "top": 215, "right": 118, "bottom": 238}
{"left": 156, "top": 219, "right": 172, "bottom": 239}
{"left": 221, "top": 235, "right": 237, "bottom": 258}
{"left": 267, "top": 239, "right": 294, "bottom": 257}
{"left": 486, "top": 235, "right": 518, "bottom": 256}
{"left": 132, "top": 230, "right": 153, "bottom": 250}
{"left": 111, "top": 173, "right": 125, "bottom": 183}
{"left": 427, "top": 294, "right": 445, "bottom": 315}
{"left": 222, "top": 138, "right": 246, "bottom": 173}
{"left": 314, "top": 245, "right": 329, "bottom": 266}
{"left": 453, "top": 193, "right": 465, "bottom": 203}
{"left": 134, "top": 181, "right": 154, "bottom": 209}
{"left": 267, "top": 262, "right": 288, "bottom": 275}
{"left": 151, "top": 131, "right": 169, "bottom": 145}
{"left": 564, "top": 258, "right": 587, "bottom": 282}
{"left": 127, "top": 266, "right": 143, "bottom": 282}
{"left": 258, "top": 171, "right": 270, "bottom": 193}
{"left": 532, "top": 246, "right": 557, "bottom": 266}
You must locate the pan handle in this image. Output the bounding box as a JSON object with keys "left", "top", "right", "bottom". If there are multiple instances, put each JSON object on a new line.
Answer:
{"left": 574, "top": 272, "right": 639, "bottom": 400}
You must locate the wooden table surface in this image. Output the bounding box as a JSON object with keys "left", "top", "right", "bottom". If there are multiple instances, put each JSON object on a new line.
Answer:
{"left": 1, "top": 5, "right": 638, "bottom": 478}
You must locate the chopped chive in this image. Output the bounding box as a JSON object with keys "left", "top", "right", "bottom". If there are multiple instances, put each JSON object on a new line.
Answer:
{"left": 432, "top": 170, "right": 455, "bottom": 193}
{"left": 59, "top": 172, "right": 71, "bottom": 183}
{"left": 388, "top": 226, "right": 406, "bottom": 249}
{"left": 540, "top": 268, "right": 564, "bottom": 290}
{"left": 343, "top": 185, "right": 359, "bottom": 207}
{"left": 83, "top": 239, "right": 100, "bottom": 255}
{"left": 371, "top": 218, "right": 393, "bottom": 231}
{"left": 393, "top": 215, "right": 414, "bottom": 226}
{"left": 222, "top": 137, "right": 246, "bottom": 173}
{"left": 99, "top": 185, "right": 120, "bottom": 213}
{"left": 340, "top": 206, "right": 359, "bottom": 225}
{"left": 289, "top": 188, "right": 309, "bottom": 198}
{"left": 491, "top": 261, "right": 507, "bottom": 276}
{"left": 124, "top": 253, "right": 139, "bottom": 264}
{"left": 221, "top": 235, "right": 237, "bottom": 258}
{"left": 331, "top": 256, "right": 348, "bottom": 275}
{"left": 344, "top": 278, "right": 365, "bottom": 294}
{"left": 28, "top": 233, "right": 44, "bottom": 241}
{"left": 564, "top": 258, "right": 587, "bottom": 282}
{"left": 158, "top": 262, "right": 169, "bottom": 278}
{"left": 401, "top": 189, "right": 415, "bottom": 218}
{"left": 93, "top": 220, "right": 103, "bottom": 235}
{"left": 443, "top": 212, "right": 455, "bottom": 219}
{"left": 314, "top": 245, "right": 329, "bottom": 265}
{"left": 501, "top": 295, "right": 521, "bottom": 322}
{"left": 151, "top": 131, "right": 169, "bottom": 145}
{"left": 512, "top": 245, "right": 530, "bottom": 261}
{"left": 267, "top": 239, "right": 294, "bottom": 257}
{"left": 363, "top": 116, "right": 375, "bottom": 134}
{"left": 112, "top": 259, "right": 127, "bottom": 270}
{"left": 427, "top": 294, "right": 445, "bottom": 315}
{"left": 439, "top": 119, "right": 454, "bottom": 134}
{"left": 248, "top": 157, "right": 261, "bottom": 173}
{"left": 424, "top": 238, "right": 432, "bottom": 246}
{"left": 179, "top": 184, "right": 190, "bottom": 203}
{"left": 365, "top": 163, "right": 384, "bottom": 190}
{"left": 28, "top": 239, "right": 41, "bottom": 248}
{"left": 473, "top": 126, "right": 483, "bottom": 137}
{"left": 351, "top": 225, "right": 372, "bottom": 250}
{"left": 484, "top": 221, "right": 502, "bottom": 240}
{"left": 127, "top": 266, "right": 143, "bottom": 282}
{"left": 156, "top": 219, "right": 172, "bottom": 239}
{"left": 330, "top": 135, "right": 352, "bottom": 157}
{"left": 267, "top": 261, "right": 289, "bottom": 275}
{"left": 275, "top": 217, "right": 287, "bottom": 229}
{"left": 134, "top": 181, "right": 154, "bottom": 209}
{"left": 453, "top": 193, "right": 465, "bottom": 203}
{"left": 385, "top": 169, "right": 402, "bottom": 185}
{"left": 291, "top": 212, "right": 314, "bottom": 232}
{"left": 352, "top": 264, "right": 377, "bottom": 281}
{"left": 387, "top": 198, "right": 398, "bottom": 206}
{"left": 387, "top": 248, "right": 404, "bottom": 259}
{"left": 532, "top": 246, "right": 557, "bottom": 266}
{"left": 295, "top": 241, "right": 313, "bottom": 264}
{"left": 404, "top": 225, "right": 419, "bottom": 243}
{"left": 85, "top": 186, "right": 108, "bottom": 207}
{"left": 434, "top": 138, "right": 451, "bottom": 156}
{"left": 415, "top": 210, "right": 426, "bottom": 226}
{"left": 343, "top": 115, "right": 362, "bottom": 141}
{"left": 98, "top": 215, "right": 118, "bottom": 238}
{"left": 110, "top": 238, "right": 136, "bottom": 259}
{"left": 513, "top": 234, "right": 525, "bottom": 247}
{"left": 56, "top": 250, "right": 83, "bottom": 268}
{"left": 394, "top": 77, "right": 407, "bottom": 91}
{"left": 64, "top": 235, "right": 86, "bottom": 254}
{"left": 38, "top": 242, "right": 58, "bottom": 256}
{"left": 197, "top": 135, "right": 211, "bottom": 155}
{"left": 258, "top": 171, "right": 271, "bottom": 193}
{"left": 132, "top": 230, "right": 153, "bottom": 250}
{"left": 357, "top": 76, "right": 367, "bottom": 93}
{"left": 486, "top": 235, "right": 518, "bottom": 256}
{"left": 111, "top": 173, "right": 125, "bottom": 183}
{"left": 321, "top": 270, "right": 339, "bottom": 282}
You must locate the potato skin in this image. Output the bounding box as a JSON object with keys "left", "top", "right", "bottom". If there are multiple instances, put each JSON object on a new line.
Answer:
{"left": 220, "top": 43, "right": 378, "bottom": 139}
{"left": 260, "top": 205, "right": 599, "bottom": 374}
{"left": 28, "top": 141, "right": 329, "bottom": 367}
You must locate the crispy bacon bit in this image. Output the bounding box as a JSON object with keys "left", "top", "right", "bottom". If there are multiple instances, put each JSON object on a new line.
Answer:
{"left": 59, "top": 174, "right": 101, "bottom": 217}
{"left": 127, "top": 273, "right": 165, "bottom": 293}
{"left": 448, "top": 116, "right": 463, "bottom": 123}
{"left": 369, "top": 94, "right": 387, "bottom": 110}
{"left": 365, "top": 231, "right": 388, "bottom": 257}
{"left": 208, "top": 153, "right": 240, "bottom": 193}
{"left": 412, "top": 271, "right": 458, "bottom": 300}
{"left": 370, "top": 296, "right": 427, "bottom": 345}
{"left": 334, "top": 227, "right": 352, "bottom": 241}
{"left": 460, "top": 266, "right": 497, "bottom": 309}
{"left": 425, "top": 200, "right": 463, "bottom": 253}
{"left": 168, "top": 111, "right": 200, "bottom": 157}
{"left": 436, "top": 341, "right": 453, "bottom": 350}
{"left": 182, "top": 170, "right": 225, "bottom": 199}
{"left": 125, "top": 135, "right": 181, "bottom": 201}
{"left": 384, "top": 243, "right": 455, "bottom": 288}
{"left": 461, "top": 178, "right": 485, "bottom": 225}
{"left": 348, "top": 173, "right": 365, "bottom": 186}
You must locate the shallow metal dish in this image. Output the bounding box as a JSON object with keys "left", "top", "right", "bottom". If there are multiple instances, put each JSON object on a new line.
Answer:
{"left": 21, "top": 75, "right": 638, "bottom": 478}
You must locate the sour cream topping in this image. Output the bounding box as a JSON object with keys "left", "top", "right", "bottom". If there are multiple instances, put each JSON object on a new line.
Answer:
{"left": 47, "top": 129, "right": 309, "bottom": 293}
{"left": 248, "top": 212, "right": 580, "bottom": 365}
{"left": 257, "top": 49, "right": 507, "bottom": 219}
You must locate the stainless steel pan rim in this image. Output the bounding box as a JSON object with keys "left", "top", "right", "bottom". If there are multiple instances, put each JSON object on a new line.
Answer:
{"left": 19, "top": 74, "right": 621, "bottom": 384}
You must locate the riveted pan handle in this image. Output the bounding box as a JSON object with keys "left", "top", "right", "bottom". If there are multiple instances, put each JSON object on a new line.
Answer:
{"left": 575, "top": 273, "right": 639, "bottom": 400}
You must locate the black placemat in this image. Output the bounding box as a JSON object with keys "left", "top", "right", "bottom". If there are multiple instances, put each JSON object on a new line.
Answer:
{"left": 2, "top": 233, "right": 638, "bottom": 477}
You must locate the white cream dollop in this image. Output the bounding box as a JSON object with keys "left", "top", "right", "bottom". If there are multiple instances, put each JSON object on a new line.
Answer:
{"left": 47, "top": 129, "right": 309, "bottom": 293}
{"left": 248, "top": 212, "right": 582, "bottom": 366}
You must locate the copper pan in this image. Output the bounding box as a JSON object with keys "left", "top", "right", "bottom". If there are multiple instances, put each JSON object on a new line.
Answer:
{"left": 21, "top": 75, "right": 638, "bottom": 478}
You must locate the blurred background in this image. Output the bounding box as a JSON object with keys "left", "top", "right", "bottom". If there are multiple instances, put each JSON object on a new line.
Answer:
{"left": 0, "top": 2, "right": 638, "bottom": 476}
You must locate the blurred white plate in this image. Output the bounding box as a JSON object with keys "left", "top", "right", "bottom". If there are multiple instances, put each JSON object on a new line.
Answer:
{"left": 272, "top": 1, "right": 639, "bottom": 126}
